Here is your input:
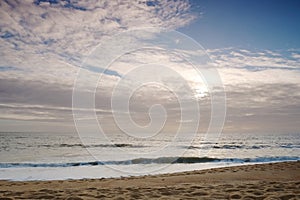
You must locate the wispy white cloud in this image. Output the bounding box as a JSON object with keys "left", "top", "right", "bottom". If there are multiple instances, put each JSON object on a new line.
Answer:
{"left": 208, "top": 48, "right": 300, "bottom": 71}
{"left": 0, "top": 0, "right": 198, "bottom": 99}
{"left": 291, "top": 53, "right": 300, "bottom": 59}
{"left": 0, "top": 0, "right": 196, "bottom": 65}
{"left": 207, "top": 47, "right": 300, "bottom": 132}
{"left": 0, "top": 0, "right": 199, "bottom": 126}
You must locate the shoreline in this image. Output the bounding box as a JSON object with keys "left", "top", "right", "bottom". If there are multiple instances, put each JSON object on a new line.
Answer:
{"left": 0, "top": 161, "right": 299, "bottom": 199}
{"left": 1, "top": 158, "right": 299, "bottom": 181}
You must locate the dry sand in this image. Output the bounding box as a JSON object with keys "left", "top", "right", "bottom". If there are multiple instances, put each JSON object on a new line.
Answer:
{"left": 0, "top": 161, "right": 299, "bottom": 199}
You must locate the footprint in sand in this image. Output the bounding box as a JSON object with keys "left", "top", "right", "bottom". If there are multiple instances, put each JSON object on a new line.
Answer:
{"left": 230, "top": 193, "right": 242, "bottom": 199}
{"left": 278, "top": 194, "right": 296, "bottom": 200}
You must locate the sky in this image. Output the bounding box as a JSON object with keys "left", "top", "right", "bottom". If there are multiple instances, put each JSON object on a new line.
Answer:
{"left": 0, "top": 0, "right": 299, "bottom": 134}
{"left": 180, "top": 0, "right": 300, "bottom": 49}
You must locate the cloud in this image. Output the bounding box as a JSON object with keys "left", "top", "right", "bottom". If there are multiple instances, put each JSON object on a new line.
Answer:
{"left": 0, "top": 0, "right": 196, "bottom": 65}
{"left": 1, "top": 1, "right": 299, "bottom": 133}
{"left": 0, "top": 0, "right": 200, "bottom": 129}
{"left": 291, "top": 53, "right": 300, "bottom": 59}
{"left": 242, "top": 65, "right": 299, "bottom": 72}
{"left": 206, "top": 48, "right": 300, "bottom": 132}
{"left": 207, "top": 48, "right": 300, "bottom": 85}
{"left": 208, "top": 48, "right": 300, "bottom": 71}
{"left": 223, "top": 83, "right": 300, "bottom": 133}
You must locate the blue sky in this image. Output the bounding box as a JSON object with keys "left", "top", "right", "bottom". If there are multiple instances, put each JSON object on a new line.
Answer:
{"left": 179, "top": 0, "right": 300, "bottom": 49}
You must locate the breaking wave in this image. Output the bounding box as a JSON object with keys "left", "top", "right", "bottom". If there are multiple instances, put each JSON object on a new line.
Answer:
{"left": 0, "top": 156, "right": 298, "bottom": 168}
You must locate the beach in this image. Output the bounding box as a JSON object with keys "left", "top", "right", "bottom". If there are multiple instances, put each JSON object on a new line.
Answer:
{"left": 0, "top": 161, "right": 299, "bottom": 199}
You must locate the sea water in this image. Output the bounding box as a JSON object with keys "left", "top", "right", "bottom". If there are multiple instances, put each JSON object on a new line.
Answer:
{"left": 0, "top": 131, "right": 299, "bottom": 181}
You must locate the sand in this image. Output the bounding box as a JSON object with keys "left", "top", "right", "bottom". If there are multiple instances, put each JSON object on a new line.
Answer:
{"left": 0, "top": 161, "right": 299, "bottom": 200}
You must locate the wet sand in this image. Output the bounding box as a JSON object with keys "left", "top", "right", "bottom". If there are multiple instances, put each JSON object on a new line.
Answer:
{"left": 0, "top": 161, "right": 299, "bottom": 199}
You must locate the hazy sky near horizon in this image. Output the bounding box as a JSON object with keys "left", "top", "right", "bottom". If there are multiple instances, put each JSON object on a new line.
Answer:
{"left": 0, "top": 0, "right": 299, "bottom": 134}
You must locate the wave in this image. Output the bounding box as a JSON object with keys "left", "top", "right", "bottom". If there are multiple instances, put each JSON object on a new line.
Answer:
{"left": 0, "top": 156, "right": 298, "bottom": 169}
{"left": 35, "top": 143, "right": 145, "bottom": 148}
{"left": 26, "top": 143, "right": 300, "bottom": 150}
{"left": 186, "top": 144, "right": 300, "bottom": 150}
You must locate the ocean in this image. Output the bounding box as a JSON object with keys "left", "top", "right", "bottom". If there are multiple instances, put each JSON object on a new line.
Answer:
{"left": 0, "top": 131, "right": 299, "bottom": 181}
